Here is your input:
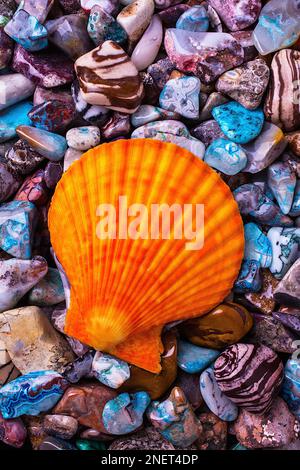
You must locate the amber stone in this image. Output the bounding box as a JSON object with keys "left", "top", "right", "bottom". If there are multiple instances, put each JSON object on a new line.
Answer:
{"left": 119, "top": 330, "right": 177, "bottom": 400}
{"left": 179, "top": 302, "right": 253, "bottom": 349}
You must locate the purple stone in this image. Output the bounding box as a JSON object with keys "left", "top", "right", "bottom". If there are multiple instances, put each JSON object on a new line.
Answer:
{"left": 44, "top": 161, "right": 63, "bottom": 189}
{"left": 0, "top": 0, "right": 16, "bottom": 19}
{"left": 33, "top": 86, "right": 74, "bottom": 106}
{"left": 12, "top": 44, "right": 75, "bottom": 88}
{"left": 191, "top": 120, "right": 225, "bottom": 147}
{"left": 28, "top": 100, "right": 77, "bottom": 133}
{"left": 20, "top": 0, "right": 55, "bottom": 23}
{"left": 273, "top": 311, "right": 300, "bottom": 335}
{"left": 147, "top": 57, "right": 176, "bottom": 89}
{"left": 158, "top": 4, "right": 189, "bottom": 27}
{"left": 0, "top": 28, "right": 14, "bottom": 69}
{"left": 207, "top": 0, "right": 262, "bottom": 32}
{"left": 4, "top": 9, "right": 48, "bottom": 52}
{"left": 14, "top": 169, "right": 49, "bottom": 206}
{"left": 102, "top": 112, "right": 131, "bottom": 140}
{"left": 58, "top": 0, "right": 81, "bottom": 14}
{"left": 63, "top": 351, "right": 94, "bottom": 383}
{"left": 0, "top": 161, "right": 21, "bottom": 202}
{"left": 0, "top": 412, "right": 27, "bottom": 448}
{"left": 231, "top": 30, "right": 258, "bottom": 62}
{"left": 249, "top": 313, "right": 297, "bottom": 354}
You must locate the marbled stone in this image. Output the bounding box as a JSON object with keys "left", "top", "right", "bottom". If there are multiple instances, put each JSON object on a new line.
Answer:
{"left": 131, "top": 14, "right": 163, "bottom": 71}
{"left": 268, "top": 162, "right": 297, "bottom": 215}
{"left": 0, "top": 200, "right": 37, "bottom": 259}
{"left": 158, "top": 4, "right": 189, "bottom": 27}
{"left": 196, "top": 412, "right": 227, "bottom": 450}
{"left": 216, "top": 59, "right": 269, "bottom": 110}
{"left": 0, "top": 28, "right": 14, "bottom": 69}
{"left": 131, "top": 120, "right": 205, "bottom": 159}
{"left": 16, "top": 126, "right": 67, "bottom": 161}
{"left": 245, "top": 269, "right": 279, "bottom": 314}
{"left": 88, "top": 6, "right": 127, "bottom": 46}
{"left": 28, "top": 268, "right": 65, "bottom": 306}
{"left": 159, "top": 75, "right": 200, "bottom": 119}
{"left": 234, "top": 183, "right": 293, "bottom": 227}
{"left": 101, "top": 112, "right": 131, "bottom": 139}
{"left": 164, "top": 29, "right": 244, "bottom": 84}
{"left": 212, "top": 102, "right": 264, "bottom": 144}
{"left": 204, "top": 138, "right": 247, "bottom": 175}
{"left": 117, "top": 0, "right": 154, "bottom": 48}
{"left": 273, "top": 311, "right": 300, "bottom": 335}
{"left": 233, "top": 398, "right": 299, "bottom": 448}
{"left": 234, "top": 259, "right": 262, "bottom": 293}
{"left": 54, "top": 383, "right": 117, "bottom": 433}
{"left": 191, "top": 119, "right": 225, "bottom": 147}
{"left": 5, "top": 139, "right": 44, "bottom": 176}
{"left": 248, "top": 313, "right": 297, "bottom": 354}
{"left": 12, "top": 44, "right": 75, "bottom": 88}
{"left": 14, "top": 169, "right": 49, "bottom": 206}
{"left": 0, "top": 100, "right": 32, "bottom": 142}
{"left": 63, "top": 351, "right": 94, "bottom": 383}
{"left": 244, "top": 222, "right": 272, "bottom": 268}
{"left": 46, "top": 14, "right": 93, "bottom": 60}
{"left": 0, "top": 412, "right": 26, "bottom": 448}
{"left": 208, "top": 0, "right": 261, "bottom": 31}
{"left": 43, "top": 414, "right": 78, "bottom": 440}
{"left": 102, "top": 391, "right": 150, "bottom": 435}
{"left": 75, "top": 41, "right": 144, "bottom": 113}
{"left": 231, "top": 29, "right": 258, "bottom": 61}
{"left": 180, "top": 302, "right": 253, "bottom": 349}
{"left": 267, "top": 227, "right": 300, "bottom": 279}
{"left": 19, "top": 0, "right": 54, "bottom": 23}
{"left": 109, "top": 426, "right": 175, "bottom": 450}
{"left": 264, "top": 49, "right": 300, "bottom": 132}
{"left": 177, "top": 340, "right": 219, "bottom": 374}
{"left": 66, "top": 126, "right": 100, "bottom": 151}
{"left": 63, "top": 147, "right": 82, "bottom": 172}
{"left": 282, "top": 359, "right": 300, "bottom": 420}
{"left": 4, "top": 9, "right": 48, "bottom": 51}
{"left": 33, "top": 87, "right": 73, "bottom": 107}
{"left": 147, "top": 56, "right": 175, "bottom": 89}
{"left": 39, "top": 436, "right": 77, "bottom": 450}
{"left": 0, "top": 370, "right": 68, "bottom": 418}
{"left": 253, "top": 0, "right": 300, "bottom": 55}
{"left": 92, "top": 352, "right": 130, "bottom": 389}
{"left": 0, "top": 73, "right": 35, "bottom": 111}
{"left": 147, "top": 387, "right": 201, "bottom": 447}
{"left": 274, "top": 258, "right": 300, "bottom": 308}
{"left": 198, "top": 92, "right": 228, "bottom": 122}
{"left": 0, "top": 339, "right": 20, "bottom": 386}
{"left": 120, "top": 331, "right": 177, "bottom": 400}
{"left": 286, "top": 132, "right": 300, "bottom": 158}
{"left": 242, "top": 122, "right": 287, "bottom": 173}
{"left": 200, "top": 367, "right": 238, "bottom": 422}
{"left": 176, "top": 5, "right": 209, "bottom": 32}
{"left": 131, "top": 104, "right": 178, "bottom": 127}
{"left": 214, "top": 343, "right": 284, "bottom": 414}
{"left": 71, "top": 79, "right": 110, "bottom": 126}
{"left": 28, "top": 100, "right": 77, "bottom": 133}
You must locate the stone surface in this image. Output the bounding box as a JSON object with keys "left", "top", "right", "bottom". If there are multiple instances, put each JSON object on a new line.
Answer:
{"left": 131, "top": 14, "right": 162, "bottom": 71}
{"left": 75, "top": 41, "right": 144, "bottom": 113}
{"left": 191, "top": 119, "right": 225, "bottom": 147}
{"left": 147, "top": 387, "right": 201, "bottom": 447}
{"left": 177, "top": 340, "right": 219, "bottom": 374}
{"left": 19, "top": 0, "right": 54, "bottom": 23}
{"left": 0, "top": 73, "right": 35, "bottom": 111}
{"left": 214, "top": 343, "right": 284, "bottom": 414}
{"left": 233, "top": 397, "right": 299, "bottom": 448}
{"left": 274, "top": 259, "right": 300, "bottom": 308}
{"left": 268, "top": 162, "right": 296, "bottom": 215}
{"left": 212, "top": 101, "right": 264, "bottom": 144}
{"left": 101, "top": 112, "right": 131, "bottom": 139}
{"left": 43, "top": 414, "right": 78, "bottom": 440}
{"left": 14, "top": 169, "right": 49, "bottom": 206}
{"left": 4, "top": 9, "right": 48, "bottom": 52}
{"left": 92, "top": 352, "right": 130, "bottom": 389}
{"left": 180, "top": 302, "right": 253, "bottom": 349}
{"left": 273, "top": 311, "right": 300, "bottom": 335}
{"left": 234, "top": 259, "right": 262, "bottom": 293}
{"left": 117, "top": 0, "right": 154, "bottom": 48}
{"left": 39, "top": 436, "right": 77, "bottom": 450}
{"left": 87, "top": 5, "right": 127, "bottom": 46}
{"left": 176, "top": 5, "right": 209, "bottom": 32}
{"left": 5, "top": 139, "right": 44, "bottom": 176}
{"left": 16, "top": 126, "right": 67, "bottom": 161}
{"left": 267, "top": 227, "right": 300, "bottom": 279}
{"left": 66, "top": 126, "right": 101, "bottom": 151}
{"left": 282, "top": 359, "right": 300, "bottom": 421}
{"left": 33, "top": 86, "right": 73, "bottom": 107}
{"left": 109, "top": 426, "right": 175, "bottom": 450}
{"left": 196, "top": 412, "right": 227, "bottom": 450}
{"left": 198, "top": 92, "right": 228, "bottom": 122}
{"left": 0, "top": 370, "right": 68, "bottom": 418}
{"left": 131, "top": 104, "right": 178, "bottom": 127}
{"left": 102, "top": 391, "right": 151, "bottom": 435}
{"left": 0, "top": 339, "right": 20, "bottom": 386}
{"left": 28, "top": 100, "right": 77, "bottom": 133}
{"left": 159, "top": 75, "right": 200, "bottom": 119}
{"left": 216, "top": 59, "right": 269, "bottom": 110}
{"left": 245, "top": 269, "right": 279, "bottom": 314}
{"left": 0, "top": 28, "right": 13, "bottom": 70}
{"left": 175, "top": 370, "right": 203, "bottom": 410}
{"left": 164, "top": 29, "right": 244, "bottom": 84}
{"left": 63, "top": 351, "right": 94, "bottom": 383}
{"left": 244, "top": 222, "right": 272, "bottom": 268}
{"left": 0, "top": 100, "right": 32, "bottom": 142}
{"left": 63, "top": 147, "right": 82, "bottom": 171}
{"left": 208, "top": 0, "right": 261, "bottom": 32}
{"left": 28, "top": 268, "right": 65, "bottom": 306}
{"left": 204, "top": 138, "right": 247, "bottom": 175}
{"left": 0, "top": 256, "right": 48, "bottom": 313}
{"left": 0, "top": 412, "right": 27, "bottom": 448}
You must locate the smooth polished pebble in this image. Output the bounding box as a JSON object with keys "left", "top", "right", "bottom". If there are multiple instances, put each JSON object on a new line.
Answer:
{"left": 204, "top": 138, "right": 247, "bottom": 175}
{"left": 244, "top": 222, "right": 272, "bottom": 268}
{"left": 282, "top": 359, "right": 300, "bottom": 420}
{"left": 117, "top": 0, "right": 155, "bottom": 48}
{"left": 177, "top": 340, "right": 220, "bottom": 374}
{"left": 159, "top": 76, "right": 200, "bottom": 119}
{"left": 16, "top": 126, "right": 67, "bottom": 161}
{"left": 131, "top": 15, "right": 163, "bottom": 71}
{"left": 92, "top": 352, "right": 130, "bottom": 389}
{"left": 234, "top": 259, "right": 262, "bottom": 293}
{"left": 0, "top": 73, "right": 35, "bottom": 111}
{"left": 131, "top": 104, "right": 179, "bottom": 127}
{"left": 267, "top": 227, "right": 300, "bottom": 279}
{"left": 87, "top": 5, "right": 127, "bottom": 46}
{"left": 274, "top": 258, "right": 300, "bottom": 308}
{"left": 0, "top": 101, "right": 32, "bottom": 142}
{"left": 176, "top": 5, "right": 209, "bottom": 32}
{"left": 268, "top": 162, "right": 297, "bottom": 215}
{"left": 4, "top": 9, "right": 48, "bottom": 52}
{"left": 66, "top": 126, "right": 101, "bottom": 151}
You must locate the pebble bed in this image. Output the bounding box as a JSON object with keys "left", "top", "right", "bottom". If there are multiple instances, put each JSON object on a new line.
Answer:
{"left": 0, "top": 0, "right": 299, "bottom": 451}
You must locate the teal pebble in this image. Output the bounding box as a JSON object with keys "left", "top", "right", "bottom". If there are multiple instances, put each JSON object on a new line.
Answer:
{"left": 0, "top": 101, "right": 32, "bottom": 142}
{"left": 177, "top": 340, "right": 220, "bottom": 374}
{"left": 282, "top": 359, "right": 300, "bottom": 420}
{"left": 244, "top": 222, "right": 273, "bottom": 268}
{"left": 204, "top": 138, "right": 248, "bottom": 175}
{"left": 176, "top": 5, "right": 209, "bottom": 32}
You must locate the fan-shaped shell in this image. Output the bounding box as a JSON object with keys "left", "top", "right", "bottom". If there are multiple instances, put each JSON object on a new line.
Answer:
{"left": 48, "top": 139, "right": 244, "bottom": 372}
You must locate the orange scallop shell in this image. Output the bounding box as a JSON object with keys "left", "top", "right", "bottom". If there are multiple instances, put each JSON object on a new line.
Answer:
{"left": 48, "top": 139, "right": 244, "bottom": 373}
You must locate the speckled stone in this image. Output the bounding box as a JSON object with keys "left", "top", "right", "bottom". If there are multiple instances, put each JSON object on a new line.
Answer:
{"left": 66, "top": 126, "right": 100, "bottom": 151}
{"left": 212, "top": 101, "right": 264, "bottom": 144}
{"left": 159, "top": 75, "right": 200, "bottom": 119}
{"left": 268, "top": 227, "right": 300, "bottom": 279}
{"left": 191, "top": 119, "right": 225, "bottom": 147}
{"left": 43, "top": 415, "right": 78, "bottom": 440}
{"left": 208, "top": 0, "right": 261, "bottom": 32}
{"left": 59, "top": 0, "right": 81, "bottom": 13}
{"left": 62, "top": 351, "right": 94, "bottom": 383}
{"left": 88, "top": 5, "right": 127, "bottom": 46}
{"left": 274, "top": 259, "right": 300, "bottom": 308}
{"left": 109, "top": 426, "right": 175, "bottom": 450}
{"left": 196, "top": 412, "right": 227, "bottom": 450}
{"left": 147, "top": 56, "right": 175, "bottom": 89}
{"left": 28, "top": 100, "right": 77, "bottom": 133}
{"left": 215, "top": 343, "right": 284, "bottom": 415}
{"left": 233, "top": 398, "right": 299, "bottom": 449}
{"left": 204, "top": 138, "right": 247, "bottom": 175}
{"left": 177, "top": 340, "right": 219, "bottom": 374}
{"left": 245, "top": 269, "right": 279, "bottom": 314}
{"left": 0, "top": 28, "right": 14, "bottom": 69}
{"left": 180, "top": 302, "right": 253, "bottom": 349}
{"left": 5, "top": 139, "right": 44, "bottom": 177}
{"left": 0, "top": 412, "right": 27, "bottom": 448}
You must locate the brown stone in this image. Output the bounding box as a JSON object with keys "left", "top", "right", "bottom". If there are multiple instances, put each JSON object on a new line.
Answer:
{"left": 286, "top": 131, "right": 300, "bottom": 157}
{"left": 0, "top": 306, "right": 75, "bottom": 374}
{"left": 23, "top": 416, "right": 48, "bottom": 450}
{"left": 120, "top": 330, "right": 177, "bottom": 400}
{"left": 196, "top": 412, "right": 227, "bottom": 450}
{"left": 53, "top": 382, "right": 117, "bottom": 433}
{"left": 43, "top": 415, "right": 78, "bottom": 440}
{"left": 179, "top": 302, "right": 253, "bottom": 349}
{"left": 245, "top": 269, "right": 279, "bottom": 314}
{"left": 175, "top": 370, "right": 203, "bottom": 411}
{"left": 109, "top": 426, "right": 175, "bottom": 450}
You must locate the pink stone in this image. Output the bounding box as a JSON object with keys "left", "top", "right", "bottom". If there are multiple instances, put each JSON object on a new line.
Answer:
{"left": 131, "top": 15, "right": 163, "bottom": 71}
{"left": 207, "top": 0, "right": 262, "bottom": 32}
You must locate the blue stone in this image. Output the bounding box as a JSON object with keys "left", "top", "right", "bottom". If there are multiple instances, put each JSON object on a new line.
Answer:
{"left": 176, "top": 5, "right": 209, "bottom": 32}
{"left": 212, "top": 102, "right": 265, "bottom": 144}
{"left": 92, "top": 352, "right": 130, "bottom": 389}
{"left": 4, "top": 9, "right": 48, "bottom": 52}
{"left": 204, "top": 138, "right": 247, "bottom": 175}
{"left": 177, "top": 340, "right": 219, "bottom": 374}
{"left": 0, "top": 200, "right": 37, "bottom": 259}
{"left": 234, "top": 259, "right": 262, "bottom": 293}
{"left": 268, "top": 162, "right": 296, "bottom": 215}
{"left": 16, "top": 126, "right": 67, "bottom": 162}
{"left": 231, "top": 443, "right": 249, "bottom": 450}
{"left": 290, "top": 181, "right": 300, "bottom": 216}
{"left": 0, "top": 101, "right": 32, "bottom": 142}
{"left": 0, "top": 370, "right": 68, "bottom": 418}
{"left": 200, "top": 367, "right": 238, "bottom": 422}
{"left": 282, "top": 359, "right": 300, "bottom": 420}
{"left": 87, "top": 5, "right": 127, "bottom": 45}
{"left": 159, "top": 76, "right": 200, "bottom": 119}
{"left": 102, "top": 392, "right": 151, "bottom": 435}
{"left": 244, "top": 222, "right": 272, "bottom": 268}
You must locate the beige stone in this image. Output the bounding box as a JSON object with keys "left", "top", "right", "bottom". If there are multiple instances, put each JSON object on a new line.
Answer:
{"left": 0, "top": 306, "right": 75, "bottom": 374}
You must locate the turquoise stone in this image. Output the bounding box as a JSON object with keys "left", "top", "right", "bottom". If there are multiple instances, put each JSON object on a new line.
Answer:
{"left": 0, "top": 200, "right": 37, "bottom": 259}
{"left": 131, "top": 104, "right": 179, "bottom": 128}
{"left": 267, "top": 227, "right": 300, "bottom": 279}
{"left": 92, "top": 352, "right": 130, "bottom": 389}
{"left": 176, "top": 5, "right": 209, "bottom": 32}
{"left": 0, "top": 370, "right": 68, "bottom": 418}
{"left": 234, "top": 259, "right": 262, "bottom": 293}
{"left": 290, "top": 181, "right": 300, "bottom": 217}
{"left": 4, "top": 9, "right": 48, "bottom": 51}
{"left": 0, "top": 101, "right": 32, "bottom": 142}
{"left": 200, "top": 367, "right": 238, "bottom": 422}
{"left": 204, "top": 138, "right": 247, "bottom": 175}
{"left": 76, "top": 439, "right": 106, "bottom": 450}
{"left": 282, "top": 359, "right": 300, "bottom": 420}
{"left": 159, "top": 76, "right": 200, "bottom": 119}
{"left": 102, "top": 392, "right": 151, "bottom": 435}
{"left": 88, "top": 5, "right": 127, "bottom": 45}
{"left": 212, "top": 102, "right": 264, "bottom": 144}
{"left": 268, "top": 162, "right": 297, "bottom": 215}
{"left": 177, "top": 340, "right": 219, "bottom": 374}
{"left": 244, "top": 222, "right": 272, "bottom": 268}
{"left": 16, "top": 126, "right": 67, "bottom": 161}
{"left": 28, "top": 268, "right": 65, "bottom": 306}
